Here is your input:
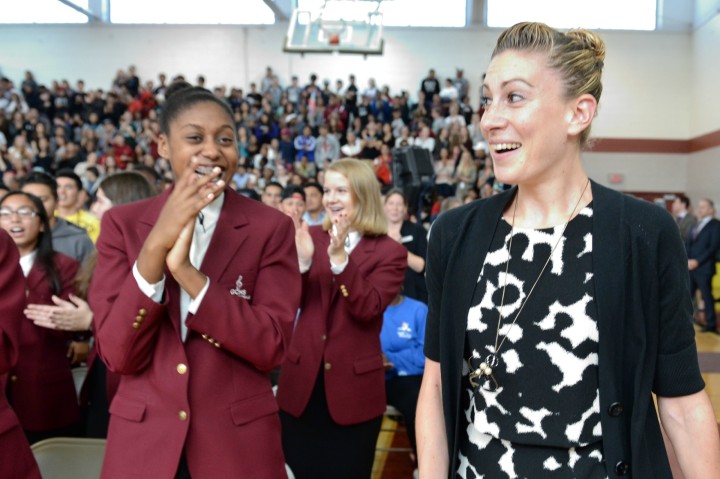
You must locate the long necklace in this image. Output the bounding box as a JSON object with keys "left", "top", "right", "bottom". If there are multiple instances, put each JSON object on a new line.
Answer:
{"left": 468, "top": 178, "right": 591, "bottom": 391}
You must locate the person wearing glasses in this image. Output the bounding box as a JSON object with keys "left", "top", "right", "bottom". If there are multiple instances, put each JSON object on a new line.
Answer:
{"left": 0, "top": 191, "right": 81, "bottom": 443}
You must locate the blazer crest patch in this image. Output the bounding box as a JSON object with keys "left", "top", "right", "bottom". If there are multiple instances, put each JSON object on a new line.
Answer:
{"left": 230, "top": 275, "right": 251, "bottom": 300}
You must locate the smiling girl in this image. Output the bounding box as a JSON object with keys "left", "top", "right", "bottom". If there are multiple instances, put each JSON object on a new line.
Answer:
{"left": 277, "top": 159, "right": 407, "bottom": 479}
{"left": 89, "top": 83, "right": 301, "bottom": 478}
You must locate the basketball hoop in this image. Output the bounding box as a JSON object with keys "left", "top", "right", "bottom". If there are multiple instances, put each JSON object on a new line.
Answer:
{"left": 284, "top": 0, "right": 386, "bottom": 55}
{"left": 319, "top": 19, "right": 348, "bottom": 46}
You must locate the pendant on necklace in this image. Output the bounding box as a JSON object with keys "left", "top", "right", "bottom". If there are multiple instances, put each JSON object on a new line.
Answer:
{"left": 468, "top": 355, "right": 501, "bottom": 391}
{"left": 485, "top": 353, "right": 500, "bottom": 370}
{"left": 480, "top": 354, "right": 500, "bottom": 391}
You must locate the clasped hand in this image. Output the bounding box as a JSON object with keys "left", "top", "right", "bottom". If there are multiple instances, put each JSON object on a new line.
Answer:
{"left": 137, "top": 157, "right": 224, "bottom": 285}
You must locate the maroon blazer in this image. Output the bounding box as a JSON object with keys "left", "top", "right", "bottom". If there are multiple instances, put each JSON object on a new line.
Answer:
{"left": 0, "top": 231, "right": 41, "bottom": 478}
{"left": 8, "top": 251, "right": 80, "bottom": 432}
{"left": 89, "top": 189, "right": 301, "bottom": 479}
{"left": 277, "top": 226, "right": 406, "bottom": 425}
{"left": 80, "top": 344, "right": 120, "bottom": 409}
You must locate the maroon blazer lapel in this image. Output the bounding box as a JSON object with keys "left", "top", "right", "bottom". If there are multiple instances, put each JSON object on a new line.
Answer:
{"left": 352, "top": 235, "right": 377, "bottom": 269}
{"left": 200, "top": 191, "right": 250, "bottom": 282}
{"left": 25, "top": 264, "right": 44, "bottom": 292}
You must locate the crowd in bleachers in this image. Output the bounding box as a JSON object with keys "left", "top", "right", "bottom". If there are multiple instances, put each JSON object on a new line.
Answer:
{"left": 1, "top": 66, "right": 488, "bottom": 473}
{"left": 3, "top": 59, "right": 720, "bottom": 479}
{"left": 0, "top": 65, "right": 498, "bottom": 220}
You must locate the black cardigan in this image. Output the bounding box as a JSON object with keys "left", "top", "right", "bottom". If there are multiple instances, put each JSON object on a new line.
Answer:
{"left": 424, "top": 181, "right": 705, "bottom": 478}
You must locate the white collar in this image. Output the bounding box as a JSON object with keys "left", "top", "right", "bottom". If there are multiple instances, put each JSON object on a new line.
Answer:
{"left": 19, "top": 250, "right": 37, "bottom": 277}
{"left": 697, "top": 216, "right": 712, "bottom": 228}
{"left": 198, "top": 191, "right": 224, "bottom": 231}
{"left": 346, "top": 230, "right": 361, "bottom": 254}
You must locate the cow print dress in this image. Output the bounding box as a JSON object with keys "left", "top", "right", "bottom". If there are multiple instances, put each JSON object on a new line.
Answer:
{"left": 456, "top": 205, "right": 608, "bottom": 479}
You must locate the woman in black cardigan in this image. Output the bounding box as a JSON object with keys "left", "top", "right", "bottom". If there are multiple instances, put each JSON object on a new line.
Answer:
{"left": 416, "top": 22, "right": 720, "bottom": 478}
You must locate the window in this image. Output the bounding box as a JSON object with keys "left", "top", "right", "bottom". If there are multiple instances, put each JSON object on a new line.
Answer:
{"left": 297, "top": 0, "right": 467, "bottom": 28}
{"left": 1, "top": 0, "right": 89, "bottom": 23}
{"left": 111, "top": 0, "right": 275, "bottom": 24}
{"left": 486, "top": 0, "right": 657, "bottom": 31}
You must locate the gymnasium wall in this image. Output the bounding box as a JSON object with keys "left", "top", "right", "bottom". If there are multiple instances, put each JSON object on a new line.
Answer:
{"left": 0, "top": 23, "right": 693, "bottom": 139}
{"left": 688, "top": 146, "right": 720, "bottom": 202}
{"left": 687, "top": 11, "right": 720, "bottom": 201}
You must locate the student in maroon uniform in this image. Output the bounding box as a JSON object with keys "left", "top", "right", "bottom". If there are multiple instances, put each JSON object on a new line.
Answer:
{"left": 0, "top": 228, "right": 41, "bottom": 478}
{"left": 89, "top": 83, "right": 301, "bottom": 478}
{"left": 277, "top": 158, "right": 407, "bottom": 479}
{"left": 1, "top": 191, "right": 80, "bottom": 444}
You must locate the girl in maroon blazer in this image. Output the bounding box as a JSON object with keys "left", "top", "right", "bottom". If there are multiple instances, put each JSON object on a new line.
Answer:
{"left": 89, "top": 83, "right": 301, "bottom": 478}
{"left": 0, "top": 191, "right": 80, "bottom": 444}
{"left": 277, "top": 158, "right": 407, "bottom": 479}
{"left": 0, "top": 229, "right": 41, "bottom": 478}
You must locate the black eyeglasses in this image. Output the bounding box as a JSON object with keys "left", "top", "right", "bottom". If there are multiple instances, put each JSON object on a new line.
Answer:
{"left": 0, "top": 207, "right": 39, "bottom": 220}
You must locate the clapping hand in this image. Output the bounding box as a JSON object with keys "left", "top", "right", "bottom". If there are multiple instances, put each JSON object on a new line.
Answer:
{"left": 284, "top": 208, "right": 314, "bottom": 267}
{"left": 138, "top": 156, "right": 224, "bottom": 283}
{"left": 328, "top": 213, "right": 350, "bottom": 265}
{"left": 25, "top": 294, "right": 93, "bottom": 331}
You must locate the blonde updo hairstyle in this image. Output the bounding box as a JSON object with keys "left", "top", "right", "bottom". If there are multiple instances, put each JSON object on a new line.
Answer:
{"left": 492, "top": 22, "right": 606, "bottom": 147}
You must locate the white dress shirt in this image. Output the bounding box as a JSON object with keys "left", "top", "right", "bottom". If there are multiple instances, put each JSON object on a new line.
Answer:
{"left": 133, "top": 193, "right": 225, "bottom": 341}
{"left": 693, "top": 216, "right": 711, "bottom": 237}
{"left": 19, "top": 250, "right": 38, "bottom": 277}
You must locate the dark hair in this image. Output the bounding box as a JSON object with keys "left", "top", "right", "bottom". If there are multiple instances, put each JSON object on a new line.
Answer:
{"left": 676, "top": 194, "right": 690, "bottom": 208}
{"left": 384, "top": 187, "right": 408, "bottom": 206}
{"left": 238, "top": 188, "right": 261, "bottom": 201}
{"left": 0, "top": 191, "right": 61, "bottom": 294}
{"left": 56, "top": 168, "right": 82, "bottom": 190}
{"left": 281, "top": 184, "right": 306, "bottom": 202}
{"left": 264, "top": 181, "right": 283, "bottom": 193}
{"left": 304, "top": 181, "right": 323, "bottom": 196}
{"left": 159, "top": 81, "right": 235, "bottom": 136}
{"left": 98, "top": 172, "right": 156, "bottom": 205}
{"left": 20, "top": 171, "right": 58, "bottom": 201}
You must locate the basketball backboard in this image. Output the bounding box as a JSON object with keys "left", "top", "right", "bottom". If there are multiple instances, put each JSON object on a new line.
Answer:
{"left": 284, "top": 0, "right": 385, "bottom": 55}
